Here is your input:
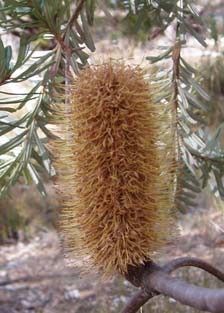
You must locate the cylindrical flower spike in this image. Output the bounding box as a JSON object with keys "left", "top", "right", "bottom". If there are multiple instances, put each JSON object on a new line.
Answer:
{"left": 54, "top": 61, "right": 177, "bottom": 277}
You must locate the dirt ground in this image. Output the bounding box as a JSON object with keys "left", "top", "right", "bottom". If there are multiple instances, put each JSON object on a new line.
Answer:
{"left": 0, "top": 203, "right": 224, "bottom": 313}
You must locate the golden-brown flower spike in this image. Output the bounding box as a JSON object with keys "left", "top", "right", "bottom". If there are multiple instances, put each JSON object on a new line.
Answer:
{"left": 54, "top": 61, "right": 177, "bottom": 277}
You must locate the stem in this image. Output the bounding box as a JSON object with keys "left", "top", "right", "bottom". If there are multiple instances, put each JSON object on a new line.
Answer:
{"left": 121, "top": 289, "right": 158, "bottom": 313}
{"left": 172, "top": 40, "right": 181, "bottom": 107}
{"left": 163, "top": 257, "right": 224, "bottom": 282}
{"left": 64, "top": 0, "right": 86, "bottom": 35}
{"left": 54, "top": 0, "right": 86, "bottom": 73}
{"left": 146, "top": 270, "right": 224, "bottom": 313}
{"left": 122, "top": 258, "right": 224, "bottom": 313}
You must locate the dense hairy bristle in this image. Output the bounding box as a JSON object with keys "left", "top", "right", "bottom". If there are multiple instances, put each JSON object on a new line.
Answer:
{"left": 53, "top": 62, "right": 177, "bottom": 277}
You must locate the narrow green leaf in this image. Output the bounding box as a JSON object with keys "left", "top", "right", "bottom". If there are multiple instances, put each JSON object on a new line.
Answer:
{"left": 80, "top": 11, "right": 95, "bottom": 52}
{"left": 146, "top": 47, "right": 172, "bottom": 63}
{"left": 213, "top": 169, "right": 224, "bottom": 198}
{"left": 0, "top": 38, "right": 6, "bottom": 78}
{"left": 177, "top": 195, "right": 197, "bottom": 207}
{"left": 0, "top": 130, "right": 28, "bottom": 155}
{"left": 27, "top": 163, "right": 47, "bottom": 197}
{"left": 12, "top": 51, "right": 54, "bottom": 81}
{"left": 183, "top": 20, "right": 207, "bottom": 47}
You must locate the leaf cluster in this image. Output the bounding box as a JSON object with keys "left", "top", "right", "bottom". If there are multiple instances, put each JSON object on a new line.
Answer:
{"left": 0, "top": 0, "right": 95, "bottom": 196}
{"left": 143, "top": 0, "right": 224, "bottom": 210}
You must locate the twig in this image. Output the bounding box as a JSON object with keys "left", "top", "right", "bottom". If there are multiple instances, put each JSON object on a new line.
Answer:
{"left": 121, "top": 289, "right": 158, "bottom": 313}
{"left": 53, "top": 0, "right": 86, "bottom": 70}
{"left": 163, "top": 257, "right": 224, "bottom": 282}
{"left": 64, "top": 0, "right": 86, "bottom": 35}
{"left": 172, "top": 40, "right": 181, "bottom": 109}
{"left": 146, "top": 269, "right": 224, "bottom": 313}
{"left": 122, "top": 258, "right": 224, "bottom": 313}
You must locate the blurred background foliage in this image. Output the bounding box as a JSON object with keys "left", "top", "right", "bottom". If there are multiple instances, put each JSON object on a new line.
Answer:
{"left": 0, "top": 184, "right": 58, "bottom": 244}
{"left": 0, "top": 0, "right": 224, "bottom": 242}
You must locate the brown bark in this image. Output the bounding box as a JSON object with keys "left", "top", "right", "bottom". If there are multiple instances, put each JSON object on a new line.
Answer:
{"left": 121, "top": 290, "right": 157, "bottom": 313}
{"left": 122, "top": 258, "right": 224, "bottom": 313}
{"left": 163, "top": 257, "right": 224, "bottom": 279}
{"left": 147, "top": 270, "right": 224, "bottom": 313}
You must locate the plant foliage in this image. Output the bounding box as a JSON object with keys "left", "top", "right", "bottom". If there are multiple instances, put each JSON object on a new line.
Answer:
{"left": 0, "top": 0, "right": 95, "bottom": 196}
{"left": 0, "top": 0, "right": 223, "bottom": 212}
{"left": 143, "top": 0, "right": 224, "bottom": 210}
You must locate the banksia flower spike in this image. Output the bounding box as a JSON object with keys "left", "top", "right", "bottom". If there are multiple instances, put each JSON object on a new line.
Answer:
{"left": 54, "top": 61, "right": 177, "bottom": 277}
